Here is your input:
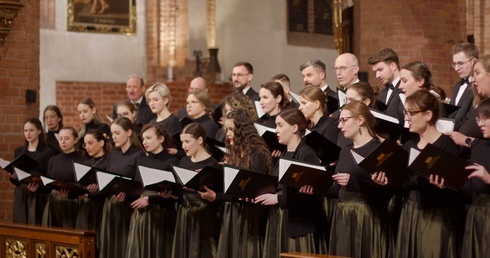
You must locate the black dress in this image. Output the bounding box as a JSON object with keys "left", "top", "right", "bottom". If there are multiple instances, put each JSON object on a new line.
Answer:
{"left": 217, "top": 150, "right": 270, "bottom": 258}
{"left": 126, "top": 151, "right": 179, "bottom": 258}
{"left": 193, "top": 114, "right": 220, "bottom": 140}
{"left": 171, "top": 156, "right": 222, "bottom": 258}
{"left": 329, "top": 138, "right": 393, "bottom": 258}
{"left": 98, "top": 146, "right": 145, "bottom": 258}
{"left": 395, "top": 134, "right": 463, "bottom": 258}
{"left": 257, "top": 114, "right": 277, "bottom": 129}
{"left": 75, "top": 155, "right": 109, "bottom": 231}
{"left": 150, "top": 114, "right": 182, "bottom": 135}
{"left": 263, "top": 141, "right": 328, "bottom": 257}
{"left": 41, "top": 151, "right": 88, "bottom": 228}
{"left": 311, "top": 115, "right": 338, "bottom": 145}
{"left": 12, "top": 143, "right": 54, "bottom": 225}
{"left": 461, "top": 139, "right": 490, "bottom": 258}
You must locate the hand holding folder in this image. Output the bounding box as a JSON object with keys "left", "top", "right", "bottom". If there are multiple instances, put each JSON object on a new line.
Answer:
{"left": 73, "top": 162, "right": 99, "bottom": 186}
{"left": 13, "top": 167, "right": 43, "bottom": 185}
{"left": 351, "top": 140, "right": 411, "bottom": 188}
{"left": 408, "top": 143, "right": 474, "bottom": 190}
{"left": 40, "top": 175, "right": 89, "bottom": 199}
{"left": 223, "top": 165, "right": 277, "bottom": 198}
{"left": 171, "top": 165, "right": 223, "bottom": 192}
{"left": 138, "top": 165, "right": 181, "bottom": 194}
{"left": 96, "top": 171, "right": 144, "bottom": 198}
{"left": 278, "top": 158, "right": 334, "bottom": 195}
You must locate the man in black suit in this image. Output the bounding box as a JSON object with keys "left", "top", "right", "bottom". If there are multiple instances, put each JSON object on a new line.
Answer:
{"left": 112, "top": 74, "right": 155, "bottom": 125}
{"left": 368, "top": 48, "right": 405, "bottom": 124}
{"left": 448, "top": 42, "right": 478, "bottom": 131}
{"left": 334, "top": 53, "right": 360, "bottom": 90}
{"left": 232, "top": 61, "right": 259, "bottom": 102}
{"left": 300, "top": 59, "right": 338, "bottom": 114}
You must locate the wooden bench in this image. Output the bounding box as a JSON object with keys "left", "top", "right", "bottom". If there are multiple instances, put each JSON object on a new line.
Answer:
{"left": 0, "top": 222, "right": 96, "bottom": 258}
{"left": 281, "top": 252, "right": 352, "bottom": 258}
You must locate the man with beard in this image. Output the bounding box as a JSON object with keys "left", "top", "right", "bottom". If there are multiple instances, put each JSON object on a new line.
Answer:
{"left": 231, "top": 61, "right": 260, "bottom": 101}
{"left": 300, "top": 59, "right": 338, "bottom": 114}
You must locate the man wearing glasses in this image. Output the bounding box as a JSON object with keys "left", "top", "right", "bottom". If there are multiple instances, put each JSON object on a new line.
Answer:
{"left": 231, "top": 61, "right": 259, "bottom": 102}
{"left": 449, "top": 42, "right": 479, "bottom": 130}
{"left": 333, "top": 53, "right": 360, "bottom": 90}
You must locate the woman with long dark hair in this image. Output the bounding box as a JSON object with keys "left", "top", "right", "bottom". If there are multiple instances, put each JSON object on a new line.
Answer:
{"left": 257, "top": 81, "right": 290, "bottom": 128}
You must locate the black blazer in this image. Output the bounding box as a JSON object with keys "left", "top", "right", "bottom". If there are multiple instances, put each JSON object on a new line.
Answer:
{"left": 245, "top": 87, "right": 260, "bottom": 102}
{"left": 377, "top": 81, "right": 404, "bottom": 125}
{"left": 449, "top": 80, "right": 474, "bottom": 131}
{"left": 112, "top": 96, "right": 155, "bottom": 126}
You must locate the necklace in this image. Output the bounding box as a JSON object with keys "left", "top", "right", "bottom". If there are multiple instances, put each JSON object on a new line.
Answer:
{"left": 92, "top": 155, "right": 106, "bottom": 167}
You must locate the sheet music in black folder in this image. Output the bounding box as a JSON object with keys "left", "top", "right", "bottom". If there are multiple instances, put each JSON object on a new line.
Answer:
{"left": 73, "top": 162, "right": 99, "bottom": 186}
{"left": 96, "top": 171, "right": 144, "bottom": 197}
{"left": 13, "top": 167, "right": 43, "bottom": 185}
{"left": 350, "top": 140, "right": 411, "bottom": 188}
{"left": 40, "top": 175, "right": 89, "bottom": 199}
{"left": 278, "top": 158, "right": 334, "bottom": 195}
{"left": 304, "top": 129, "right": 341, "bottom": 165}
{"left": 254, "top": 123, "right": 286, "bottom": 152}
{"left": 0, "top": 154, "right": 38, "bottom": 174}
{"left": 223, "top": 165, "right": 278, "bottom": 198}
{"left": 171, "top": 165, "right": 223, "bottom": 192}
{"left": 138, "top": 165, "right": 181, "bottom": 194}
{"left": 407, "top": 143, "right": 474, "bottom": 191}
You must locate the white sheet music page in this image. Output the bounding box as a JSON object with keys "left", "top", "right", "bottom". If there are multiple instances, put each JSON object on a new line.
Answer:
{"left": 0, "top": 158, "right": 10, "bottom": 169}
{"left": 350, "top": 150, "right": 365, "bottom": 164}
{"left": 40, "top": 176, "right": 54, "bottom": 186}
{"left": 254, "top": 101, "right": 265, "bottom": 119}
{"left": 278, "top": 158, "right": 326, "bottom": 181}
{"left": 138, "top": 165, "right": 175, "bottom": 186}
{"left": 96, "top": 171, "right": 116, "bottom": 190}
{"left": 224, "top": 166, "right": 239, "bottom": 192}
{"left": 172, "top": 166, "right": 197, "bottom": 185}
{"left": 73, "top": 162, "right": 91, "bottom": 181}
{"left": 409, "top": 148, "right": 421, "bottom": 166}
{"left": 254, "top": 123, "right": 275, "bottom": 136}
{"left": 14, "top": 167, "right": 30, "bottom": 181}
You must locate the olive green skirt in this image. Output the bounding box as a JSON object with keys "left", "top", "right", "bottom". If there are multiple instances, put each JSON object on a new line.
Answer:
{"left": 41, "top": 190, "right": 78, "bottom": 228}
{"left": 76, "top": 197, "right": 104, "bottom": 230}
{"left": 263, "top": 206, "right": 327, "bottom": 258}
{"left": 171, "top": 191, "right": 220, "bottom": 258}
{"left": 98, "top": 197, "right": 133, "bottom": 258}
{"left": 329, "top": 191, "right": 392, "bottom": 258}
{"left": 461, "top": 194, "right": 490, "bottom": 258}
{"left": 395, "top": 197, "right": 461, "bottom": 258}
{"left": 126, "top": 191, "right": 177, "bottom": 258}
{"left": 217, "top": 202, "right": 268, "bottom": 258}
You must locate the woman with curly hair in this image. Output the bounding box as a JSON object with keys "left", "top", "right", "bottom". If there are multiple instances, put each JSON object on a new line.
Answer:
{"left": 199, "top": 109, "right": 273, "bottom": 257}
{"left": 215, "top": 91, "right": 258, "bottom": 142}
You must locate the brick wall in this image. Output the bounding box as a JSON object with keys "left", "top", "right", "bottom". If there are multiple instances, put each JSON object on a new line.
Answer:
{"left": 0, "top": 0, "right": 40, "bottom": 221}
{"left": 56, "top": 80, "right": 233, "bottom": 129}
{"left": 354, "top": 0, "right": 468, "bottom": 97}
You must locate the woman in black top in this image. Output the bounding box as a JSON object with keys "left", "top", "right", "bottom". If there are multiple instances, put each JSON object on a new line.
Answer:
{"left": 186, "top": 89, "right": 220, "bottom": 139}
{"left": 77, "top": 97, "right": 111, "bottom": 153}
{"left": 168, "top": 123, "right": 222, "bottom": 258}
{"left": 255, "top": 109, "right": 327, "bottom": 257}
{"left": 199, "top": 109, "right": 274, "bottom": 258}
{"left": 126, "top": 123, "right": 179, "bottom": 258}
{"left": 373, "top": 90, "right": 461, "bottom": 258}
{"left": 43, "top": 105, "right": 63, "bottom": 154}
{"left": 76, "top": 129, "right": 112, "bottom": 231}
{"left": 116, "top": 99, "right": 141, "bottom": 135}
{"left": 11, "top": 118, "right": 54, "bottom": 225}
{"left": 257, "top": 81, "right": 290, "bottom": 128}
{"left": 330, "top": 101, "right": 392, "bottom": 258}
{"left": 41, "top": 127, "right": 88, "bottom": 228}
{"left": 98, "top": 117, "right": 145, "bottom": 258}
{"left": 146, "top": 82, "right": 182, "bottom": 135}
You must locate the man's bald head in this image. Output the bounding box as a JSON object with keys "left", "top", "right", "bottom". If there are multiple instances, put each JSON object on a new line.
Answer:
{"left": 188, "top": 77, "right": 208, "bottom": 92}
{"left": 334, "top": 53, "right": 360, "bottom": 88}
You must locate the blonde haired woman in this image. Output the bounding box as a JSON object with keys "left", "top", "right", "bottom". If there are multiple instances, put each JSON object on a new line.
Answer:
{"left": 146, "top": 82, "right": 181, "bottom": 135}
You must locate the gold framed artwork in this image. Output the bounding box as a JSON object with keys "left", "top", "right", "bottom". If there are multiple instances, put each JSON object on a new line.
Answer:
{"left": 67, "top": 0, "right": 136, "bottom": 34}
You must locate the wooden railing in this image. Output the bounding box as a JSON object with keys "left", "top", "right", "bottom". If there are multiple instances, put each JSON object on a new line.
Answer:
{"left": 0, "top": 222, "right": 96, "bottom": 258}
{"left": 281, "top": 253, "right": 352, "bottom": 258}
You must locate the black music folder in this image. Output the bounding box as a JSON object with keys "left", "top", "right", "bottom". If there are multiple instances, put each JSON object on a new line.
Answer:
{"left": 254, "top": 123, "right": 286, "bottom": 152}
{"left": 0, "top": 154, "right": 38, "bottom": 174}
{"left": 326, "top": 94, "right": 339, "bottom": 114}
{"left": 223, "top": 165, "right": 278, "bottom": 198}
{"left": 408, "top": 143, "right": 474, "bottom": 190}
{"left": 73, "top": 162, "right": 99, "bottom": 186}
{"left": 40, "top": 176, "right": 89, "bottom": 199}
{"left": 278, "top": 158, "right": 334, "bottom": 195}
{"left": 13, "top": 167, "right": 43, "bottom": 185}
{"left": 179, "top": 117, "right": 194, "bottom": 129}
{"left": 206, "top": 137, "right": 226, "bottom": 162}
{"left": 442, "top": 103, "right": 460, "bottom": 117}
{"left": 304, "top": 129, "right": 341, "bottom": 165}
{"left": 370, "top": 108, "right": 403, "bottom": 142}
{"left": 351, "top": 139, "right": 411, "bottom": 188}
{"left": 254, "top": 101, "right": 266, "bottom": 120}
{"left": 171, "top": 165, "right": 223, "bottom": 192}
{"left": 96, "top": 171, "right": 144, "bottom": 197}
{"left": 138, "top": 165, "right": 181, "bottom": 194}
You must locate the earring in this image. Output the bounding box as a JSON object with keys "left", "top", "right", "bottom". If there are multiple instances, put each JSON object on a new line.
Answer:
{"left": 358, "top": 127, "right": 362, "bottom": 135}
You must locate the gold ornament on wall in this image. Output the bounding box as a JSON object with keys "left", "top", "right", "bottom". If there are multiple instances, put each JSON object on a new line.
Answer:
{"left": 0, "top": 0, "right": 24, "bottom": 46}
